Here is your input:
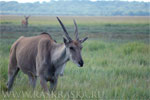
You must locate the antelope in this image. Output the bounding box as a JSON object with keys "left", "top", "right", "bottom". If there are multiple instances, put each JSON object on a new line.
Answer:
{"left": 22, "top": 16, "right": 30, "bottom": 27}
{"left": 7, "top": 17, "right": 88, "bottom": 92}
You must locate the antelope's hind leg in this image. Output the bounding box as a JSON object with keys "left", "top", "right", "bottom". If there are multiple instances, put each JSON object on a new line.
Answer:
{"left": 39, "top": 76, "right": 49, "bottom": 92}
{"left": 7, "top": 67, "right": 20, "bottom": 91}
{"left": 28, "top": 75, "right": 37, "bottom": 90}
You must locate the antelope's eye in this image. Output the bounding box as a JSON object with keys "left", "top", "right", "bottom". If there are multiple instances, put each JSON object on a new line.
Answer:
{"left": 70, "top": 47, "right": 74, "bottom": 50}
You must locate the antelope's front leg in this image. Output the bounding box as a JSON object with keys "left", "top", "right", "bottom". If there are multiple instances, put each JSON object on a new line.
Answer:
{"left": 60, "top": 64, "right": 66, "bottom": 76}
{"left": 49, "top": 77, "right": 58, "bottom": 92}
{"left": 39, "top": 76, "right": 49, "bottom": 92}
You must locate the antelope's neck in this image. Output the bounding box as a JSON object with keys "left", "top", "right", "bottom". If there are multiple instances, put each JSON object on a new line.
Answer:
{"left": 51, "top": 43, "right": 69, "bottom": 67}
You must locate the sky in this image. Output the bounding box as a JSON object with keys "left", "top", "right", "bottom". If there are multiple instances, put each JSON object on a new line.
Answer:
{"left": 0, "top": 0, "right": 149, "bottom": 3}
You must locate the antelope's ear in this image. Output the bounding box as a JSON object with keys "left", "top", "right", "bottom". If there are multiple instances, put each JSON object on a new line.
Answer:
{"left": 80, "top": 37, "right": 88, "bottom": 43}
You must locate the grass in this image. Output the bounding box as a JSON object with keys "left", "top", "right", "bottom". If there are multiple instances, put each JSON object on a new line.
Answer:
{"left": 0, "top": 15, "right": 150, "bottom": 99}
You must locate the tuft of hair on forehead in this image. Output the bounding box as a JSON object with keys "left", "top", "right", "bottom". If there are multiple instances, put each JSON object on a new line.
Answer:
{"left": 73, "top": 40, "right": 79, "bottom": 45}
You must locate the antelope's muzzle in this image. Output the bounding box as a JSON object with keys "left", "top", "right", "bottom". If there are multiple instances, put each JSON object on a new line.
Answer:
{"left": 78, "top": 59, "right": 84, "bottom": 67}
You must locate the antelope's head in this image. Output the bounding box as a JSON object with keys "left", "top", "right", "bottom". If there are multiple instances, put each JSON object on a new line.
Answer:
{"left": 57, "top": 17, "right": 88, "bottom": 67}
{"left": 24, "top": 16, "right": 30, "bottom": 21}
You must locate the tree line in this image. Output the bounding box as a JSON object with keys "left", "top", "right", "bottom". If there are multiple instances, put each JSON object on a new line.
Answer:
{"left": 0, "top": 0, "right": 149, "bottom": 16}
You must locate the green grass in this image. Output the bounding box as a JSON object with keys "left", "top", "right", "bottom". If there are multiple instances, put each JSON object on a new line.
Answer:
{"left": 0, "top": 16, "right": 150, "bottom": 99}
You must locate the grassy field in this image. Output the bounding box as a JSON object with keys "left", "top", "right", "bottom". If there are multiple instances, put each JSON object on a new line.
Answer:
{"left": 0, "top": 15, "right": 150, "bottom": 99}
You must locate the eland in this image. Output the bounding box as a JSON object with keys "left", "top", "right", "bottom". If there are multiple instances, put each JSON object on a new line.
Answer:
{"left": 22, "top": 16, "right": 30, "bottom": 27}
{"left": 7, "top": 17, "right": 88, "bottom": 92}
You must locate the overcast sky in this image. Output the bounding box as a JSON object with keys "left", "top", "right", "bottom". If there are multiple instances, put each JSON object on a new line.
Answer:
{"left": 0, "top": 0, "right": 149, "bottom": 3}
